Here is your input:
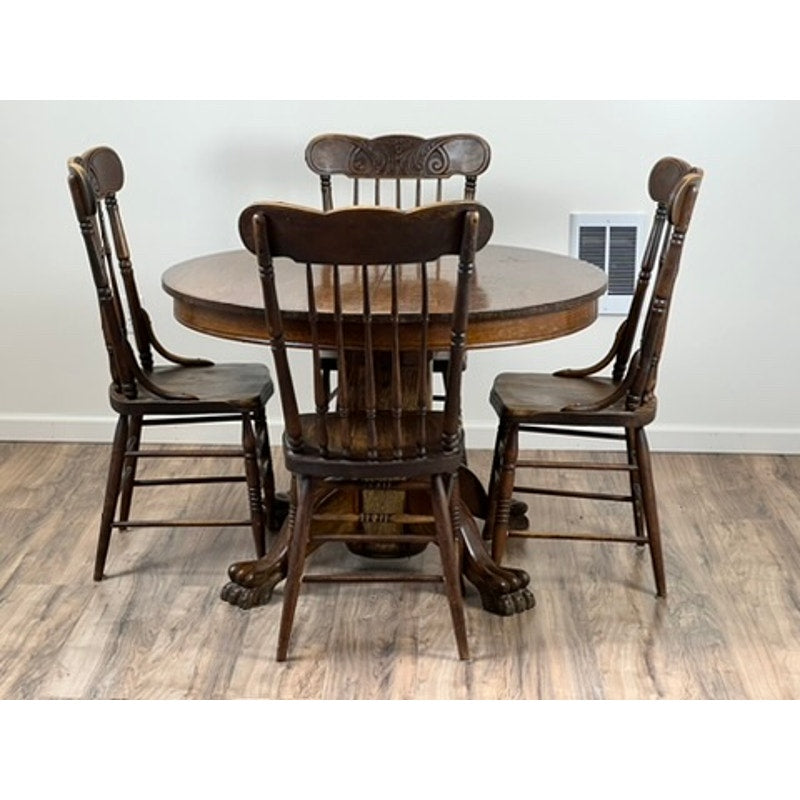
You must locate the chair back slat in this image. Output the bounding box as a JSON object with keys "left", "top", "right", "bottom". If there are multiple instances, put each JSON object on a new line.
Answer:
{"left": 306, "top": 263, "right": 329, "bottom": 455}
{"left": 331, "top": 265, "right": 350, "bottom": 435}
{"left": 625, "top": 169, "right": 703, "bottom": 409}
{"left": 253, "top": 215, "right": 302, "bottom": 449}
{"left": 94, "top": 198, "right": 128, "bottom": 348}
{"left": 240, "top": 202, "right": 493, "bottom": 463}
{"left": 361, "top": 264, "right": 379, "bottom": 458}
{"left": 389, "top": 264, "right": 403, "bottom": 458}
{"left": 442, "top": 211, "right": 480, "bottom": 450}
{"left": 416, "top": 261, "right": 431, "bottom": 456}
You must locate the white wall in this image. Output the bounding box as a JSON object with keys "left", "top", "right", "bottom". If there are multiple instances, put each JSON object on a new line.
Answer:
{"left": 1, "top": 100, "right": 798, "bottom": 452}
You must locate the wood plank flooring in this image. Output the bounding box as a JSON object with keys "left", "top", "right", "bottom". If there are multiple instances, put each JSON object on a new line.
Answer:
{"left": 1, "top": 441, "right": 798, "bottom": 699}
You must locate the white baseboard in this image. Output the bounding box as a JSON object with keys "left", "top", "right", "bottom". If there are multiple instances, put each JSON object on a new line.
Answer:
{"left": 2, "top": 413, "right": 799, "bottom": 454}
{"left": 463, "top": 421, "right": 800, "bottom": 454}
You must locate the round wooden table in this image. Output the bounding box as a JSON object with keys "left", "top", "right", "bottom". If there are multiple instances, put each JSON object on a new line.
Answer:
{"left": 162, "top": 244, "right": 606, "bottom": 616}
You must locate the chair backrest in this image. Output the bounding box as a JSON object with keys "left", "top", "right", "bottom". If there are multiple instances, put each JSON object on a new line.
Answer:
{"left": 304, "top": 133, "right": 491, "bottom": 211}
{"left": 611, "top": 156, "right": 701, "bottom": 383}
{"left": 73, "top": 146, "right": 157, "bottom": 372}
{"left": 238, "top": 201, "right": 493, "bottom": 462}
{"left": 68, "top": 156, "right": 141, "bottom": 398}
{"left": 623, "top": 162, "right": 704, "bottom": 409}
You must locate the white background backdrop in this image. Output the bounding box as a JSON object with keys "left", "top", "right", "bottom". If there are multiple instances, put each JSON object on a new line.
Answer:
{"left": 2, "top": 99, "right": 798, "bottom": 452}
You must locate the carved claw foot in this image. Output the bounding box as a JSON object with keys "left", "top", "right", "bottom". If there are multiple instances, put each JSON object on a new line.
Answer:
{"left": 480, "top": 581, "right": 537, "bottom": 616}
{"left": 463, "top": 559, "right": 536, "bottom": 616}
{"left": 220, "top": 576, "right": 282, "bottom": 609}
{"left": 457, "top": 502, "right": 536, "bottom": 617}
{"left": 220, "top": 550, "right": 288, "bottom": 609}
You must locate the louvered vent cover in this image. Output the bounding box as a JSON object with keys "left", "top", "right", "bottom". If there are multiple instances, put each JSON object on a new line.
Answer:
{"left": 569, "top": 213, "right": 646, "bottom": 314}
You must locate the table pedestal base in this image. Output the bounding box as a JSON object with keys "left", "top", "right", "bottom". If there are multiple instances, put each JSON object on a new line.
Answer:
{"left": 220, "top": 467, "right": 535, "bottom": 616}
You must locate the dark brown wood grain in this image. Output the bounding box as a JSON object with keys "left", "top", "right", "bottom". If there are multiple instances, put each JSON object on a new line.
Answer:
{"left": 304, "top": 132, "right": 493, "bottom": 396}
{"left": 164, "top": 232, "right": 606, "bottom": 622}
{"left": 304, "top": 132, "right": 491, "bottom": 209}
{"left": 484, "top": 157, "right": 704, "bottom": 599}
{"left": 68, "top": 146, "right": 282, "bottom": 581}
{"left": 162, "top": 244, "right": 606, "bottom": 349}
{"left": 231, "top": 201, "right": 496, "bottom": 661}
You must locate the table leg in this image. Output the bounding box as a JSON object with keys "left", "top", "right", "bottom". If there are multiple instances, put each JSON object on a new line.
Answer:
{"left": 455, "top": 495, "right": 535, "bottom": 615}
{"left": 220, "top": 520, "right": 289, "bottom": 610}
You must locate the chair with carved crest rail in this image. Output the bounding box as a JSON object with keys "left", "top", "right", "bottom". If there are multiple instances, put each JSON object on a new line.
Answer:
{"left": 484, "top": 157, "right": 704, "bottom": 597}
{"left": 238, "top": 199, "right": 494, "bottom": 661}
{"left": 304, "top": 133, "right": 492, "bottom": 404}
{"left": 67, "top": 146, "right": 280, "bottom": 581}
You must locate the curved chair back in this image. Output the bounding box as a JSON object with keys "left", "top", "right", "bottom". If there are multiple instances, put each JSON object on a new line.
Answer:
{"left": 239, "top": 201, "right": 493, "bottom": 467}
{"left": 68, "top": 157, "right": 141, "bottom": 398}
{"left": 612, "top": 156, "right": 702, "bottom": 383}
{"left": 305, "top": 133, "right": 491, "bottom": 210}
{"left": 625, "top": 167, "right": 703, "bottom": 409}
{"left": 73, "top": 146, "right": 158, "bottom": 372}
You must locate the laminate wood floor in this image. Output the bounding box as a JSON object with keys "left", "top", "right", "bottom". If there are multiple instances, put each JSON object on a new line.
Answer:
{"left": 1, "top": 441, "right": 798, "bottom": 699}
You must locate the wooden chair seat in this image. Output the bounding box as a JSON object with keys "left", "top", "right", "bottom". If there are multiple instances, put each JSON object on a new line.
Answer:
{"left": 109, "top": 363, "right": 274, "bottom": 416}
{"left": 489, "top": 372, "right": 657, "bottom": 428}
{"left": 285, "top": 411, "right": 463, "bottom": 478}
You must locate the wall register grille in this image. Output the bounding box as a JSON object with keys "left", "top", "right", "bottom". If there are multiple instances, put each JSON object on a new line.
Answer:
{"left": 569, "top": 212, "right": 646, "bottom": 315}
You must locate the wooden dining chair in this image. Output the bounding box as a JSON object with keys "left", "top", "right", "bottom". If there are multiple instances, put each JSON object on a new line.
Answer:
{"left": 238, "top": 199, "right": 494, "bottom": 660}
{"left": 484, "top": 157, "right": 704, "bottom": 597}
{"left": 68, "top": 146, "right": 279, "bottom": 581}
{"left": 304, "top": 133, "right": 492, "bottom": 404}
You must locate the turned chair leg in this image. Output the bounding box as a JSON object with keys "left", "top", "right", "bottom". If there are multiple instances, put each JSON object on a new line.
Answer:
{"left": 431, "top": 474, "right": 470, "bottom": 660}
{"left": 483, "top": 420, "right": 508, "bottom": 543}
{"left": 242, "top": 413, "right": 267, "bottom": 559}
{"left": 277, "top": 475, "right": 313, "bottom": 662}
{"left": 625, "top": 428, "right": 647, "bottom": 548}
{"left": 633, "top": 428, "right": 667, "bottom": 597}
{"left": 118, "top": 414, "right": 142, "bottom": 527}
{"left": 254, "top": 405, "right": 279, "bottom": 532}
{"left": 94, "top": 414, "right": 129, "bottom": 581}
{"left": 490, "top": 422, "right": 519, "bottom": 565}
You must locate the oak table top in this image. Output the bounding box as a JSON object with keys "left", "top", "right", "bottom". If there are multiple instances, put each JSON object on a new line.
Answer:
{"left": 162, "top": 244, "right": 607, "bottom": 350}
{"left": 162, "top": 244, "right": 607, "bottom": 618}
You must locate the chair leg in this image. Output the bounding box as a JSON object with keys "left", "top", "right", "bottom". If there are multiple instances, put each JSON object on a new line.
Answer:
{"left": 242, "top": 413, "right": 267, "bottom": 559}
{"left": 94, "top": 414, "right": 128, "bottom": 581}
{"left": 118, "top": 414, "right": 142, "bottom": 527}
{"left": 489, "top": 421, "right": 519, "bottom": 564}
{"left": 277, "top": 475, "right": 313, "bottom": 662}
{"left": 431, "top": 474, "right": 470, "bottom": 660}
{"left": 483, "top": 420, "right": 507, "bottom": 543}
{"left": 625, "top": 428, "right": 647, "bottom": 547}
{"left": 633, "top": 428, "right": 667, "bottom": 597}
{"left": 254, "top": 405, "right": 278, "bottom": 532}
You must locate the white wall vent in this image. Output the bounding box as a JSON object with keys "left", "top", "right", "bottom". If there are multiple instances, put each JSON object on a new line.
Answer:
{"left": 569, "top": 213, "right": 647, "bottom": 315}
